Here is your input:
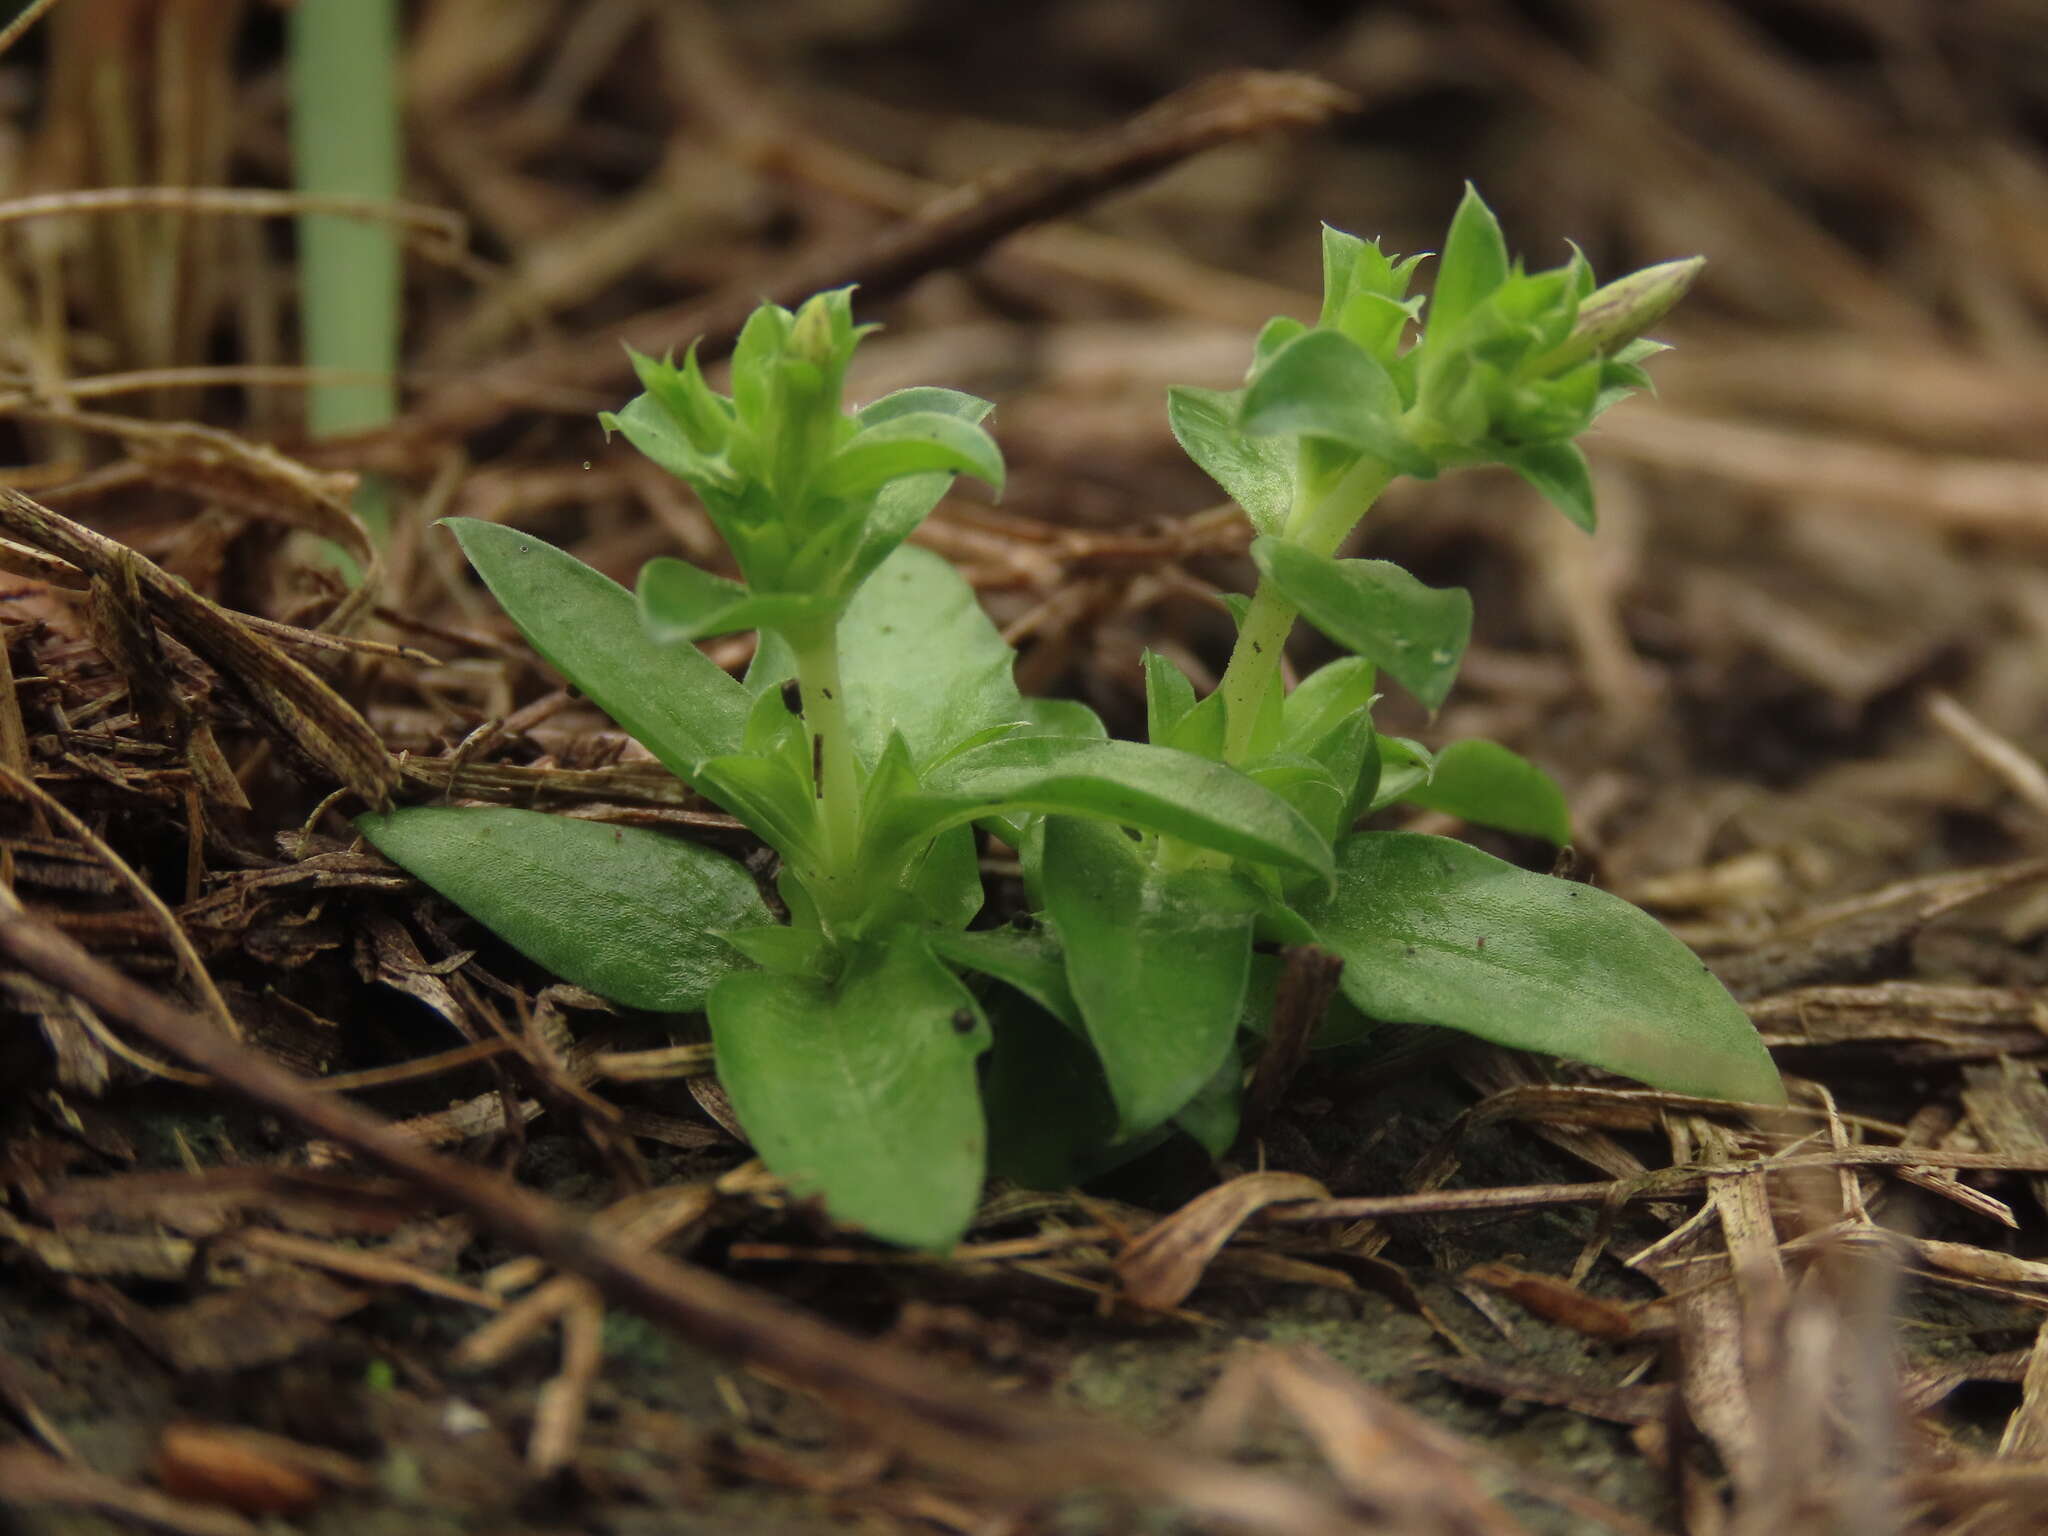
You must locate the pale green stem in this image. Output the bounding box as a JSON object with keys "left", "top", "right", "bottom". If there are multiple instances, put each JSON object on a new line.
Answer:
{"left": 788, "top": 621, "right": 863, "bottom": 916}
{"left": 1214, "top": 458, "right": 1396, "bottom": 763}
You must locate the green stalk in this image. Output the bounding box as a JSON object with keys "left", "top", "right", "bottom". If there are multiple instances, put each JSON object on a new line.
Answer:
{"left": 788, "top": 620, "right": 864, "bottom": 924}
{"left": 1214, "top": 458, "right": 1395, "bottom": 762}
{"left": 289, "top": 0, "right": 400, "bottom": 538}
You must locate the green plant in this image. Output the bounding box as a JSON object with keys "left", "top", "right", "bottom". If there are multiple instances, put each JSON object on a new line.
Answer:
{"left": 361, "top": 192, "right": 1782, "bottom": 1251}
{"left": 361, "top": 289, "right": 1330, "bottom": 1248}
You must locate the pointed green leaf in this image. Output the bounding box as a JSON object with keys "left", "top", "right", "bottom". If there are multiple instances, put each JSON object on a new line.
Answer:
{"left": 1142, "top": 649, "right": 1198, "bottom": 746}
{"left": 636, "top": 557, "right": 832, "bottom": 643}
{"left": 981, "top": 989, "right": 1142, "bottom": 1190}
{"left": 694, "top": 752, "right": 819, "bottom": 865}
{"left": 1165, "top": 386, "right": 1292, "bottom": 536}
{"left": 1428, "top": 184, "right": 1510, "bottom": 341}
{"left": 1252, "top": 537, "right": 1471, "bottom": 712}
{"left": 1395, "top": 739, "right": 1571, "bottom": 846}
{"left": 709, "top": 937, "right": 991, "bottom": 1249}
{"left": 1173, "top": 1050, "right": 1243, "bottom": 1159}
{"left": 602, "top": 391, "right": 737, "bottom": 502}
{"left": 1044, "top": 817, "right": 1257, "bottom": 1136}
{"left": 838, "top": 544, "right": 1023, "bottom": 768}
{"left": 357, "top": 806, "right": 767, "bottom": 1012}
{"left": 927, "top": 923, "right": 1080, "bottom": 1028}
{"left": 1505, "top": 440, "right": 1596, "bottom": 531}
{"left": 1302, "top": 832, "right": 1785, "bottom": 1104}
{"left": 820, "top": 411, "right": 1004, "bottom": 500}
{"left": 846, "top": 389, "right": 996, "bottom": 589}
{"left": 445, "top": 519, "right": 748, "bottom": 780}
{"left": 1240, "top": 330, "right": 1429, "bottom": 475}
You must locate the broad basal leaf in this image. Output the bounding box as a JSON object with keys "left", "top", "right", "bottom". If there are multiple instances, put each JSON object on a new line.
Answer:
{"left": 1044, "top": 817, "right": 1257, "bottom": 1136}
{"left": 358, "top": 806, "right": 767, "bottom": 1012}
{"left": 1301, "top": 832, "right": 1784, "bottom": 1104}
{"left": 708, "top": 936, "right": 991, "bottom": 1249}
{"left": 1252, "top": 537, "right": 1471, "bottom": 712}
{"left": 446, "top": 519, "right": 748, "bottom": 781}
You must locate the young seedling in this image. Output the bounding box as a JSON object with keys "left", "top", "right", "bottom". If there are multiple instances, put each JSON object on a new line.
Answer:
{"left": 359, "top": 289, "right": 1330, "bottom": 1249}
{"left": 1009, "top": 185, "right": 1779, "bottom": 1178}
{"left": 362, "top": 192, "right": 1783, "bottom": 1250}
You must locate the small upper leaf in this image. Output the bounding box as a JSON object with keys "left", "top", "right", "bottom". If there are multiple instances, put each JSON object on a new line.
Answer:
{"left": 1239, "top": 330, "right": 1430, "bottom": 476}
{"left": 1251, "top": 538, "right": 1472, "bottom": 713}
{"left": 636, "top": 557, "right": 833, "bottom": 643}
{"left": 1394, "top": 739, "right": 1571, "bottom": 846}
{"left": 1505, "top": 440, "right": 1596, "bottom": 532}
{"left": 909, "top": 735, "right": 1335, "bottom": 884}
{"left": 1165, "top": 386, "right": 1293, "bottom": 536}
{"left": 1427, "top": 184, "right": 1511, "bottom": 343}
{"left": 819, "top": 410, "right": 1004, "bottom": 500}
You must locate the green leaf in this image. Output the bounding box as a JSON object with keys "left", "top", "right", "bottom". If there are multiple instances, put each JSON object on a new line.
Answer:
{"left": 1252, "top": 538, "right": 1471, "bottom": 712}
{"left": 1281, "top": 656, "right": 1377, "bottom": 751}
{"left": 820, "top": 411, "right": 1005, "bottom": 500}
{"left": 694, "top": 752, "right": 819, "bottom": 865}
{"left": 1142, "top": 648, "right": 1198, "bottom": 746}
{"left": 709, "top": 937, "right": 991, "bottom": 1249}
{"left": 602, "top": 391, "right": 736, "bottom": 504}
{"left": 910, "top": 736, "right": 1334, "bottom": 882}
{"left": 635, "top": 557, "right": 832, "bottom": 643}
{"left": 909, "top": 825, "right": 984, "bottom": 929}
{"left": 981, "top": 989, "right": 1136, "bottom": 1190}
{"left": 838, "top": 544, "right": 1024, "bottom": 768}
{"left": 1429, "top": 184, "right": 1511, "bottom": 341}
{"left": 1367, "top": 734, "right": 1434, "bottom": 810}
{"left": 1043, "top": 817, "right": 1258, "bottom": 1136}
{"left": 1015, "top": 695, "right": 1108, "bottom": 740}
{"left": 445, "top": 519, "right": 748, "bottom": 781}
{"left": 1173, "top": 1050, "right": 1243, "bottom": 1159}
{"left": 1395, "top": 739, "right": 1571, "bottom": 846}
{"left": 720, "top": 924, "right": 832, "bottom": 978}
{"left": 1240, "top": 330, "right": 1428, "bottom": 475}
{"left": 1165, "top": 386, "right": 1292, "bottom": 536}
{"left": 357, "top": 806, "right": 767, "bottom": 1012}
{"left": 1505, "top": 440, "right": 1596, "bottom": 532}
{"left": 1302, "top": 832, "right": 1785, "bottom": 1104}
{"left": 846, "top": 388, "right": 996, "bottom": 589}
{"left": 927, "top": 923, "right": 1080, "bottom": 1027}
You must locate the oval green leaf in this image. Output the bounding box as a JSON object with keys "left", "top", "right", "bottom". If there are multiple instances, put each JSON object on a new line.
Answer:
{"left": 708, "top": 937, "right": 990, "bottom": 1250}
{"left": 1043, "top": 816, "right": 1257, "bottom": 1136}
{"left": 1395, "top": 739, "right": 1572, "bottom": 846}
{"left": 1165, "top": 385, "right": 1292, "bottom": 536}
{"left": 1301, "top": 832, "right": 1784, "bottom": 1104}
{"left": 1252, "top": 537, "right": 1471, "bottom": 712}
{"left": 357, "top": 806, "right": 767, "bottom": 1012}
{"left": 445, "top": 518, "right": 748, "bottom": 781}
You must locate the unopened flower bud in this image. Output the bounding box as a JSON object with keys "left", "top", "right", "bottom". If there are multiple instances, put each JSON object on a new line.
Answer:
{"left": 1536, "top": 256, "right": 1703, "bottom": 374}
